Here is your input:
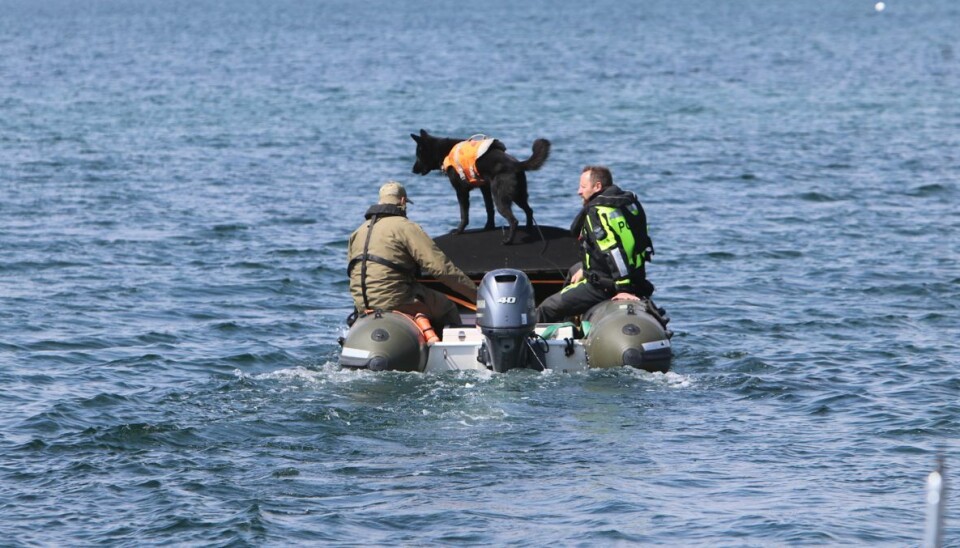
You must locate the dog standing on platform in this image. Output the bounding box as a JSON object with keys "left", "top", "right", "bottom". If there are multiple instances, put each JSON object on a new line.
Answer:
{"left": 410, "top": 129, "right": 551, "bottom": 245}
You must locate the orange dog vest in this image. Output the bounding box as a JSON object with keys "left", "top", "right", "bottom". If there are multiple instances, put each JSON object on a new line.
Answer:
{"left": 442, "top": 136, "right": 495, "bottom": 186}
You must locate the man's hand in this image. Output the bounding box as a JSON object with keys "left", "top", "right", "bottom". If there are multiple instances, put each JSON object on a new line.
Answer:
{"left": 569, "top": 268, "right": 584, "bottom": 284}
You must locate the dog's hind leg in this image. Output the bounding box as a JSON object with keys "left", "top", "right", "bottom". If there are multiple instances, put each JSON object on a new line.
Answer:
{"left": 515, "top": 173, "right": 534, "bottom": 228}
{"left": 493, "top": 194, "right": 520, "bottom": 245}
{"left": 480, "top": 185, "right": 495, "bottom": 230}
{"left": 517, "top": 197, "right": 534, "bottom": 228}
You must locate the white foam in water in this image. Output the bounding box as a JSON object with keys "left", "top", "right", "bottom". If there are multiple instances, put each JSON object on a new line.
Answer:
{"left": 253, "top": 362, "right": 380, "bottom": 386}
{"left": 257, "top": 365, "right": 326, "bottom": 382}
{"left": 663, "top": 371, "right": 695, "bottom": 388}
{"left": 875, "top": 2, "right": 885, "bottom": 12}
{"left": 624, "top": 367, "right": 695, "bottom": 388}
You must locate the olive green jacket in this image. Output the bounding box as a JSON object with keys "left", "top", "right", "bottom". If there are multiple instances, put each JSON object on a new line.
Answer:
{"left": 347, "top": 206, "right": 477, "bottom": 312}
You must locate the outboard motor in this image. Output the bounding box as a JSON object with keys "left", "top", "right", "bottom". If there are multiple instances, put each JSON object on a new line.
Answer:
{"left": 475, "top": 269, "right": 538, "bottom": 373}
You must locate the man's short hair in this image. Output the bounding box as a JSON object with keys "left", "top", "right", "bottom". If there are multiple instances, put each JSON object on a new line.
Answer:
{"left": 582, "top": 165, "right": 613, "bottom": 188}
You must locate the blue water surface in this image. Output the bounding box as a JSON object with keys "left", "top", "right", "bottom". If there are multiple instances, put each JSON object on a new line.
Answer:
{"left": 1, "top": 0, "right": 958, "bottom": 545}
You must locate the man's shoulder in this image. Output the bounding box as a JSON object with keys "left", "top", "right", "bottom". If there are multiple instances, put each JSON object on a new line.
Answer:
{"left": 378, "top": 215, "right": 431, "bottom": 238}
{"left": 377, "top": 214, "right": 418, "bottom": 228}
{"left": 348, "top": 224, "right": 363, "bottom": 240}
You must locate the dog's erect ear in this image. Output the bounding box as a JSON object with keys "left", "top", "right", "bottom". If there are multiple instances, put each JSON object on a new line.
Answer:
{"left": 410, "top": 133, "right": 420, "bottom": 143}
{"left": 419, "top": 129, "right": 429, "bottom": 138}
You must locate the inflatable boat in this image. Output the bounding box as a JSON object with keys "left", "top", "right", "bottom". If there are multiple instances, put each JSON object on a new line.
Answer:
{"left": 338, "top": 226, "right": 672, "bottom": 373}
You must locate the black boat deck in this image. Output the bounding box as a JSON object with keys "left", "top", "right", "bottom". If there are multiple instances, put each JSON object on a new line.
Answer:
{"left": 419, "top": 225, "right": 579, "bottom": 306}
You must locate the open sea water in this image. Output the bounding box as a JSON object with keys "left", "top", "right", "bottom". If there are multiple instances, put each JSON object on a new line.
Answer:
{"left": 1, "top": 0, "right": 958, "bottom": 545}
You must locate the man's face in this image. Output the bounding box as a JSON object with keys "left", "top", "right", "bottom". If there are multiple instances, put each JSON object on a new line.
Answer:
{"left": 578, "top": 172, "right": 601, "bottom": 205}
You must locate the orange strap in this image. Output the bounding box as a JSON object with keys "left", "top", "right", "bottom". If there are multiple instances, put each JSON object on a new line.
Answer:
{"left": 446, "top": 294, "right": 477, "bottom": 311}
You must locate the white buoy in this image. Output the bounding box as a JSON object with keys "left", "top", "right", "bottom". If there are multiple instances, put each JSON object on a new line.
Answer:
{"left": 875, "top": 2, "right": 886, "bottom": 12}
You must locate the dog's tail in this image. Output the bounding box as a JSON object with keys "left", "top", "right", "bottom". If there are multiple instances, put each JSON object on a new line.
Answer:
{"left": 519, "top": 138, "right": 551, "bottom": 171}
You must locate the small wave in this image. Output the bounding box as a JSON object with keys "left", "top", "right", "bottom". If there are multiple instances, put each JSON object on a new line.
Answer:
{"left": 267, "top": 247, "right": 321, "bottom": 257}
{"left": 0, "top": 260, "right": 93, "bottom": 272}
{"left": 905, "top": 183, "right": 949, "bottom": 197}
{"left": 272, "top": 217, "right": 317, "bottom": 226}
{"left": 14, "top": 438, "right": 48, "bottom": 451}
{"left": 803, "top": 392, "right": 871, "bottom": 415}
{"left": 706, "top": 251, "right": 737, "bottom": 260}
{"left": 797, "top": 191, "right": 837, "bottom": 202}
{"left": 24, "top": 338, "right": 113, "bottom": 352}
{"left": 271, "top": 467, "right": 300, "bottom": 478}
{"left": 211, "top": 223, "right": 249, "bottom": 233}
{"left": 77, "top": 392, "right": 133, "bottom": 409}
{"left": 0, "top": 341, "right": 27, "bottom": 351}
{"left": 86, "top": 422, "right": 204, "bottom": 448}
{"left": 886, "top": 444, "right": 927, "bottom": 455}
{"left": 674, "top": 104, "right": 706, "bottom": 115}
{"left": 21, "top": 159, "right": 67, "bottom": 169}
{"left": 223, "top": 350, "right": 295, "bottom": 366}
{"left": 213, "top": 321, "right": 241, "bottom": 332}
{"left": 136, "top": 332, "right": 178, "bottom": 344}
{"left": 227, "top": 261, "right": 271, "bottom": 269}
{"left": 861, "top": 283, "right": 935, "bottom": 297}
{"left": 759, "top": 249, "right": 803, "bottom": 259}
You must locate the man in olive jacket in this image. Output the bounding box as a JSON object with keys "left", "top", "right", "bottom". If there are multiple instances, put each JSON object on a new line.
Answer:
{"left": 347, "top": 181, "right": 477, "bottom": 328}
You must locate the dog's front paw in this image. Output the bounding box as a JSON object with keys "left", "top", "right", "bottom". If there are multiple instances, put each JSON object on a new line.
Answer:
{"left": 450, "top": 227, "right": 465, "bottom": 235}
{"left": 484, "top": 222, "right": 495, "bottom": 231}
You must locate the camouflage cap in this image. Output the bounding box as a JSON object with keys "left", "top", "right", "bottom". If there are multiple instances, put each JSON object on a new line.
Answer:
{"left": 378, "top": 181, "right": 414, "bottom": 205}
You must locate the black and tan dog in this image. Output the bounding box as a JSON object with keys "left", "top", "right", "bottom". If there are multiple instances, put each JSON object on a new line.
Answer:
{"left": 411, "top": 129, "right": 551, "bottom": 244}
